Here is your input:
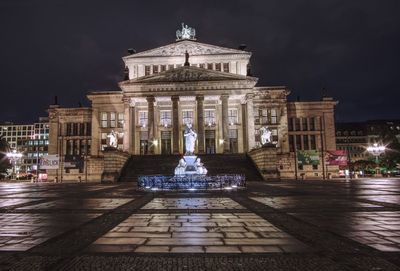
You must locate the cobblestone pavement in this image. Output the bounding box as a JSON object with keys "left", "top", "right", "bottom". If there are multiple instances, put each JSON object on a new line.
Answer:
{"left": 0, "top": 179, "right": 399, "bottom": 270}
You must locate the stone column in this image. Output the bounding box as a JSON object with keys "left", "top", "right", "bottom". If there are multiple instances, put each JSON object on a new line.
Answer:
{"left": 123, "top": 99, "right": 135, "bottom": 154}
{"left": 221, "top": 94, "right": 230, "bottom": 153}
{"left": 146, "top": 96, "right": 156, "bottom": 154}
{"left": 171, "top": 96, "right": 180, "bottom": 154}
{"left": 246, "top": 93, "right": 256, "bottom": 150}
{"left": 90, "top": 107, "right": 100, "bottom": 156}
{"left": 123, "top": 100, "right": 130, "bottom": 152}
{"left": 241, "top": 103, "right": 248, "bottom": 152}
{"left": 196, "top": 95, "right": 205, "bottom": 153}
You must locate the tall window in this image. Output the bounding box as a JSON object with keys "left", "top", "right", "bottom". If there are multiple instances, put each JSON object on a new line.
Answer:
{"left": 260, "top": 109, "right": 268, "bottom": 124}
{"left": 204, "top": 110, "right": 215, "bottom": 126}
{"left": 289, "top": 135, "right": 294, "bottom": 152}
{"left": 302, "top": 118, "right": 308, "bottom": 131}
{"left": 101, "top": 133, "right": 107, "bottom": 150}
{"left": 303, "top": 135, "right": 309, "bottom": 150}
{"left": 160, "top": 65, "right": 166, "bottom": 72}
{"left": 228, "top": 109, "right": 238, "bottom": 125}
{"left": 295, "top": 118, "right": 301, "bottom": 131}
{"left": 139, "top": 111, "right": 148, "bottom": 127}
{"left": 288, "top": 118, "right": 294, "bottom": 131}
{"left": 101, "top": 112, "right": 108, "bottom": 128}
{"left": 309, "top": 117, "right": 315, "bottom": 131}
{"left": 310, "top": 135, "right": 316, "bottom": 149}
{"left": 295, "top": 135, "right": 301, "bottom": 150}
{"left": 215, "top": 63, "right": 221, "bottom": 71}
{"left": 182, "top": 110, "right": 193, "bottom": 125}
{"left": 199, "top": 63, "right": 205, "bottom": 69}
{"left": 152, "top": 65, "right": 159, "bottom": 74}
{"left": 110, "top": 112, "right": 116, "bottom": 128}
{"left": 207, "top": 63, "right": 213, "bottom": 70}
{"left": 160, "top": 111, "right": 171, "bottom": 127}
{"left": 118, "top": 113, "right": 124, "bottom": 128}
{"left": 168, "top": 64, "right": 174, "bottom": 70}
{"left": 270, "top": 109, "right": 278, "bottom": 124}
{"left": 223, "top": 63, "right": 229, "bottom": 73}
{"left": 144, "top": 65, "right": 151, "bottom": 76}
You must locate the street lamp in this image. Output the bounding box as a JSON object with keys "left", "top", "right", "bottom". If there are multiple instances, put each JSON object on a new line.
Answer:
{"left": 7, "top": 150, "right": 23, "bottom": 180}
{"left": 367, "top": 143, "right": 386, "bottom": 176}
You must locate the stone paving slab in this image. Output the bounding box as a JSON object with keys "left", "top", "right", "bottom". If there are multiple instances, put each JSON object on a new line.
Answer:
{"left": 291, "top": 211, "right": 400, "bottom": 252}
{"left": 0, "top": 213, "right": 101, "bottom": 251}
{"left": 18, "top": 198, "right": 132, "bottom": 210}
{"left": 142, "top": 197, "right": 245, "bottom": 209}
{"left": 88, "top": 212, "right": 309, "bottom": 253}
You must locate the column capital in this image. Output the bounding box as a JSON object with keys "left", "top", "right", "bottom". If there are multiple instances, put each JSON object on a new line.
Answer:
{"left": 245, "top": 93, "right": 254, "bottom": 100}
{"left": 123, "top": 97, "right": 135, "bottom": 107}
{"left": 171, "top": 95, "right": 180, "bottom": 102}
{"left": 146, "top": 96, "right": 155, "bottom": 103}
{"left": 196, "top": 95, "right": 204, "bottom": 101}
{"left": 220, "top": 94, "right": 229, "bottom": 100}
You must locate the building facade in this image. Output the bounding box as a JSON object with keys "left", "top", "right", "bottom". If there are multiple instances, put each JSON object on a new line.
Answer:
{"left": 47, "top": 27, "right": 339, "bottom": 181}
{"left": 0, "top": 117, "right": 49, "bottom": 174}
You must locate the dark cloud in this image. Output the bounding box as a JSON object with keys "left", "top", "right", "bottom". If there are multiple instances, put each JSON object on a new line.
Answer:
{"left": 0, "top": 0, "right": 399, "bottom": 123}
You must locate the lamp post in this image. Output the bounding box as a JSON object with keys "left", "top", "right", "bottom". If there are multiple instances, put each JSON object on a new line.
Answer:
{"left": 7, "top": 150, "right": 23, "bottom": 180}
{"left": 367, "top": 143, "right": 386, "bottom": 176}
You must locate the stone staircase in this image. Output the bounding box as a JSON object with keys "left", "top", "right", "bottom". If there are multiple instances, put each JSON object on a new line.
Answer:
{"left": 118, "top": 154, "right": 264, "bottom": 182}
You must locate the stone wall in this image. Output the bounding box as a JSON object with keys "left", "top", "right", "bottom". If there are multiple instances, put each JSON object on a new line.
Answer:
{"left": 248, "top": 146, "right": 279, "bottom": 180}
{"left": 101, "top": 149, "right": 130, "bottom": 183}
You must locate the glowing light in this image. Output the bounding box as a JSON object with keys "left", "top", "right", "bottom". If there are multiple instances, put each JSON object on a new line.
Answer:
{"left": 219, "top": 139, "right": 225, "bottom": 145}
{"left": 224, "top": 186, "right": 233, "bottom": 190}
{"left": 151, "top": 187, "right": 158, "bottom": 191}
{"left": 188, "top": 188, "right": 196, "bottom": 191}
{"left": 231, "top": 185, "right": 237, "bottom": 188}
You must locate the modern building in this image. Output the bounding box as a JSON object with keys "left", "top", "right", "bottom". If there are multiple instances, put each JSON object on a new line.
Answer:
{"left": 0, "top": 117, "right": 49, "bottom": 173}
{"left": 336, "top": 120, "right": 400, "bottom": 162}
{"left": 47, "top": 25, "right": 339, "bottom": 181}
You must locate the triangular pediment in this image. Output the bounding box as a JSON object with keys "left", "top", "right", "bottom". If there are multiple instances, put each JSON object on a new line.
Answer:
{"left": 121, "top": 66, "right": 257, "bottom": 84}
{"left": 123, "top": 40, "right": 250, "bottom": 58}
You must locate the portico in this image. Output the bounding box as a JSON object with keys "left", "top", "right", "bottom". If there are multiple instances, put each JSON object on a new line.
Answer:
{"left": 116, "top": 66, "right": 258, "bottom": 155}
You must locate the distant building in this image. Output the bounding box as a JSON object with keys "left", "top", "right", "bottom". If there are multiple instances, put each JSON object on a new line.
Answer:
{"left": 336, "top": 120, "right": 400, "bottom": 162}
{"left": 0, "top": 117, "right": 49, "bottom": 173}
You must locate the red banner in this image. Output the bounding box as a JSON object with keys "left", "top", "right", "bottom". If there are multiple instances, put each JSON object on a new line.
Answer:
{"left": 326, "top": 150, "right": 348, "bottom": 166}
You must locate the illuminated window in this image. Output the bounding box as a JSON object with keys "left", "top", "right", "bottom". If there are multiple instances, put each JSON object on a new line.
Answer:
{"left": 228, "top": 109, "right": 238, "bottom": 125}
{"left": 118, "top": 113, "right": 124, "bottom": 128}
{"left": 204, "top": 110, "right": 215, "bottom": 126}
{"left": 160, "top": 111, "right": 171, "bottom": 127}
{"left": 139, "top": 111, "right": 148, "bottom": 127}
{"left": 101, "top": 112, "right": 108, "bottom": 128}
{"left": 110, "top": 112, "right": 116, "bottom": 128}
{"left": 182, "top": 110, "right": 193, "bottom": 125}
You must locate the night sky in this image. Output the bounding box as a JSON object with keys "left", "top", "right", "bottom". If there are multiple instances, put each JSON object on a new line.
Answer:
{"left": 0, "top": 0, "right": 399, "bottom": 124}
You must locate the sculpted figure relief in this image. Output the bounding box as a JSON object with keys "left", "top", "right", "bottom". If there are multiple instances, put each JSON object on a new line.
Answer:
{"left": 260, "top": 126, "right": 272, "bottom": 145}
{"left": 107, "top": 130, "right": 118, "bottom": 148}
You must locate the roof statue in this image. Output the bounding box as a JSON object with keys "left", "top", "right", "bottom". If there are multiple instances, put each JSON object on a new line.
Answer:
{"left": 176, "top": 23, "right": 196, "bottom": 41}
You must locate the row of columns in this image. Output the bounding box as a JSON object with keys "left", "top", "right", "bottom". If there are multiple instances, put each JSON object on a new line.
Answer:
{"left": 123, "top": 94, "right": 256, "bottom": 154}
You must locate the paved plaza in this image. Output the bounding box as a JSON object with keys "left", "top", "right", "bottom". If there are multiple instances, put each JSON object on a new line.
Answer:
{"left": 0, "top": 180, "right": 399, "bottom": 270}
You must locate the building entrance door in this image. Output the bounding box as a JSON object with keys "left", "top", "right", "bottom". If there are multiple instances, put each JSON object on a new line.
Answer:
{"left": 140, "top": 131, "right": 148, "bottom": 155}
{"left": 229, "top": 129, "right": 238, "bottom": 153}
{"left": 161, "top": 131, "right": 171, "bottom": 155}
{"left": 205, "top": 130, "right": 216, "bottom": 154}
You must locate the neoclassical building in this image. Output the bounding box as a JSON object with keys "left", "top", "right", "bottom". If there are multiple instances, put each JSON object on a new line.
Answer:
{"left": 47, "top": 26, "right": 338, "bottom": 181}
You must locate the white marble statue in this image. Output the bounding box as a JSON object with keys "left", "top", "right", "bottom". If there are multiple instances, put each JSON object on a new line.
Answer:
{"left": 184, "top": 123, "right": 197, "bottom": 155}
{"left": 107, "top": 130, "right": 118, "bottom": 148}
{"left": 195, "top": 157, "right": 208, "bottom": 175}
{"left": 176, "top": 23, "right": 196, "bottom": 40}
{"left": 174, "top": 157, "right": 187, "bottom": 175}
{"left": 260, "top": 126, "right": 272, "bottom": 145}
